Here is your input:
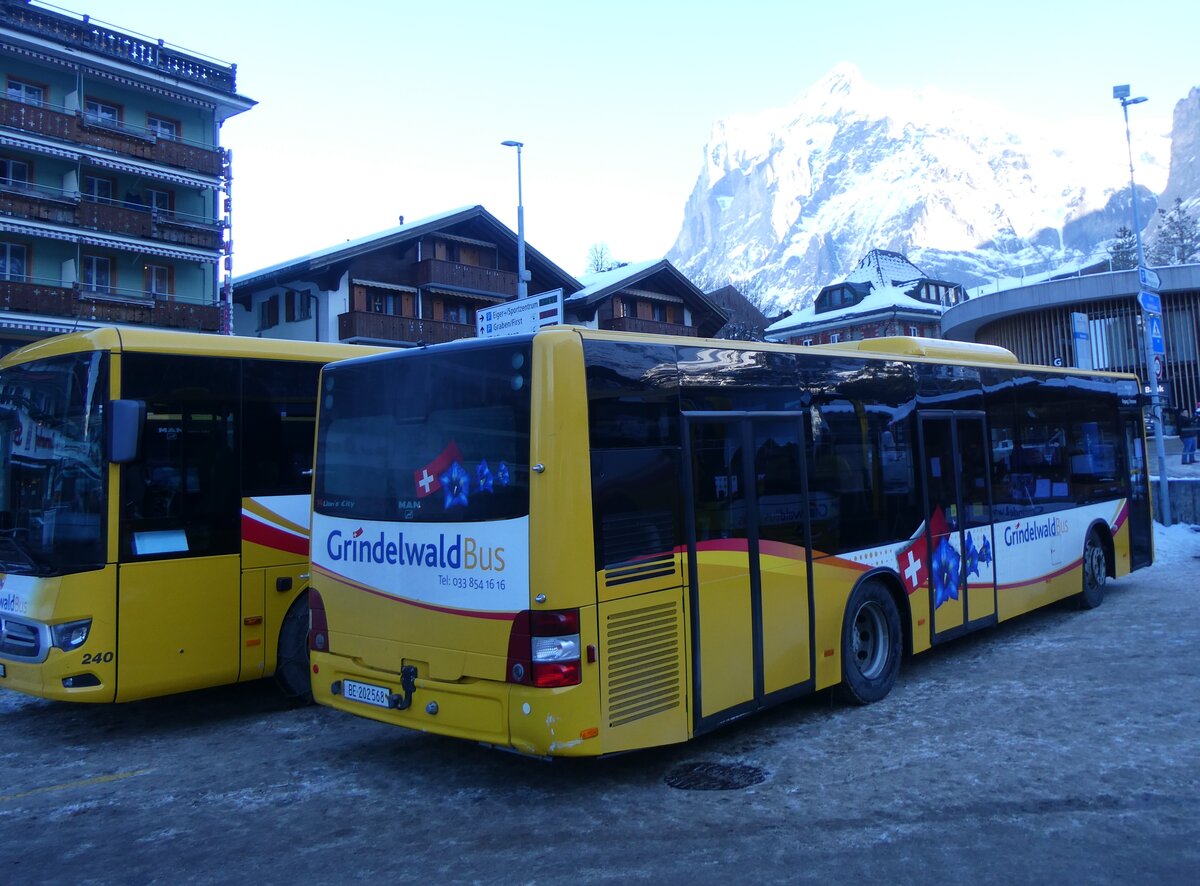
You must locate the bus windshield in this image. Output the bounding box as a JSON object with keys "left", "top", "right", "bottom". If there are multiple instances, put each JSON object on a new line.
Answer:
{"left": 314, "top": 342, "right": 532, "bottom": 524}
{"left": 0, "top": 351, "right": 107, "bottom": 575}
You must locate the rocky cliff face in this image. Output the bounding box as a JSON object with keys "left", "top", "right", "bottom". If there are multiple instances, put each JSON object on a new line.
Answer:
{"left": 667, "top": 64, "right": 1184, "bottom": 315}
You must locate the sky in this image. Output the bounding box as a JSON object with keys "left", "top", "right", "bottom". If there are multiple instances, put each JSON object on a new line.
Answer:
{"left": 37, "top": 0, "right": 1198, "bottom": 277}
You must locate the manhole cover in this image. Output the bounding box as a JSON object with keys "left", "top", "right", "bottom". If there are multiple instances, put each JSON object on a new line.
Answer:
{"left": 664, "top": 761, "right": 767, "bottom": 791}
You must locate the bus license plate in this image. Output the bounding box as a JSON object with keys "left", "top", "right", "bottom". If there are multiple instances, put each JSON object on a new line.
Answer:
{"left": 343, "top": 679, "right": 390, "bottom": 708}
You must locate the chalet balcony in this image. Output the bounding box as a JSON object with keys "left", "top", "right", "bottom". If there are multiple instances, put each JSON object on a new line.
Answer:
{"left": 338, "top": 311, "right": 476, "bottom": 346}
{"left": 413, "top": 259, "right": 516, "bottom": 297}
{"left": 0, "top": 97, "right": 224, "bottom": 176}
{"left": 0, "top": 183, "right": 77, "bottom": 224}
{"left": 0, "top": 278, "right": 220, "bottom": 331}
{"left": 78, "top": 198, "right": 153, "bottom": 238}
{"left": 602, "top": 316, "right": 698, "bottom": 337}
{"left": 1, "top": 187, "right": 222, "bottom": 250}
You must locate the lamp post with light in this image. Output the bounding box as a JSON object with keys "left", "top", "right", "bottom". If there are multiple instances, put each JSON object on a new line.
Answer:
{"left": 1114, "top": 84, "right": 1170, "bottom": 524}
{"left": 501, "top": 140, "right": 529, "bottom": 300}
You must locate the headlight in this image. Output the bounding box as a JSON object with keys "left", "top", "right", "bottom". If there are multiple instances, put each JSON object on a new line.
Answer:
{"left": 51, "top": 619, "right": 92, "bottom": 651}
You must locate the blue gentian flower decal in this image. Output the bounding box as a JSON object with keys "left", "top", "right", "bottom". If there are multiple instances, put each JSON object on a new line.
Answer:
{"left": 497, "top": 462, "right": 510, "bottom": 487}
{"left": 932, "top": 536, "right": 961, "bottom": 609}
{"left": 441, "top": 461, "right": 470, "bottom": 509}
{"left": 979, "top": 535, "right": 993, "bottom": 567}
{"left": 965, "top": 532, "right": 980, "bottom": 578}
{"left": 476, "top": 460, "right": 494, "bottom": 493}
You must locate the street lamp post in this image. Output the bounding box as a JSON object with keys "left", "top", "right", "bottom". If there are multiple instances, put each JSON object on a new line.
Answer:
{"left": 501, "top": 140, "right": 529, "bottom": 300}
{"left": 1114, "top": 84, "right": 1171, "bottom": 524}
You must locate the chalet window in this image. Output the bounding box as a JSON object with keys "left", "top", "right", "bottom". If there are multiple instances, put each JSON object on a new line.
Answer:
{"left": 368, "top": 291, "right": 400, "bottom": 315}
{"left": 286, "top": 290, "right": 312, "bottom": 322}
{"left": 0, "top": 158, "right": 29, "bottom": 187}
{"left": 6, "top": 78, "right": 44, "bottom": 107}
{"left": 651, "top": 303, "right": 668, "bottom": 323}
{"left": 801, "top": 338, "right": 813, "bottom": 346}
{"left": 444, "top": 304, "right": 469, "bottom": 325}
{"left": 259, "top": 294, "right": 279, "bottom": 330}
{"left": 82, "top": 175, "right": 114, "bottom": 203}
{"left": 146, "top": 114, "right": 179, "bottom": 140}
{"left": 909, "top": 325, "right": 919, "bottom": 337}
{"left": 145, "top": 264, "right": 172, "bottom": 297}
{"left": 0, "top": 242, "right": 27, "bottom": 281}
{"left": 84, "top": 98, "right": 121, "bottom": 127}
{"left": 144, "top": 187, "right": 173, "bottom": 214}
{"left": 830, "top": 333, "right": 841, "bottom": 344}
{"left": 82, "top": 255, "right": 112, "bottom": 294}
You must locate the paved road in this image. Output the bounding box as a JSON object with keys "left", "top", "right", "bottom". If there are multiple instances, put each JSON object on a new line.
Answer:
{"left": 2, "top": 531, "right": 1198, "bottom": 884}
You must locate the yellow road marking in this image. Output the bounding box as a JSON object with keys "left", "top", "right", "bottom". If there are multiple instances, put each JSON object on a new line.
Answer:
{"left": 0, "top": 768, "right": 152, "bottom": 803}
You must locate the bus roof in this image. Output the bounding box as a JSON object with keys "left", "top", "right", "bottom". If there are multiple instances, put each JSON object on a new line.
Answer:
{"left": 561, "top": 328, "right": 1137, "bottom": 382}
{"left": 0, "top": 327, "right": 391, "bottom": 368}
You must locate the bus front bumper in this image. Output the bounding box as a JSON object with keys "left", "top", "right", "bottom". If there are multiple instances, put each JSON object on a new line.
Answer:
{"left": 0, "top": 654, "right": 115, "bottom": 703}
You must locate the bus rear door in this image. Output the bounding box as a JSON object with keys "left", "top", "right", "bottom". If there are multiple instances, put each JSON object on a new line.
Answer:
{"left": 684, "top": 414, "right": 814, "bottom": 733}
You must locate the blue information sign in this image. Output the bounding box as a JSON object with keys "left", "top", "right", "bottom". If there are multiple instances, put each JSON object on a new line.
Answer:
{"left": 1147, "top": 315, "right": 1165, "bottom": 356}
{"left": 1138, "top": 290, "right": 1162, "bottom": 315}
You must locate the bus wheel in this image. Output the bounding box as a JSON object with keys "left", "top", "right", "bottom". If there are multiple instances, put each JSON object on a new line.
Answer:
{"left": 276, "top": 594, "right": 314, "bottom": 704}
{"left": 838, "top": 580, "right": 901, "bottom": 705}
{"left": 1077, "top": 531, "right": 1107, "bottom": 610}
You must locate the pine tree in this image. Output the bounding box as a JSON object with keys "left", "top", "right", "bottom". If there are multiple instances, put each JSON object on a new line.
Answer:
{"left": 1146, "top": 197, "right": 1200, "bottom": 266}
{"left": 1107, "top": 225, "right": 1138, "bottom": 270}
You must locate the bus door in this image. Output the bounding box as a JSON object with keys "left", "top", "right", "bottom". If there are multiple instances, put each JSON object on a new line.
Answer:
{"left": 115, "top": 395, "right": 242, "bottom": 701}
{"left": 683, "top": 414, "right": 813, "bottom": 732}
{"left": 919, "top": 412, "right": 997, "bottom": 641}
{"left": 1122, "top": 414, "right": 1152, "bottom": 569}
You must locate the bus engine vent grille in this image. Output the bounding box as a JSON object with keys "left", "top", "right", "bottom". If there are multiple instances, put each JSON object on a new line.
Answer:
{"left": 605, "top": 600, "right": 682, "bottom": 728}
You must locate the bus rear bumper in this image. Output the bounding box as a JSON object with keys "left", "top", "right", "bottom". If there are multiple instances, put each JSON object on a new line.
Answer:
{"left": 311, "top": 652, "right": 603, "bottom": 757}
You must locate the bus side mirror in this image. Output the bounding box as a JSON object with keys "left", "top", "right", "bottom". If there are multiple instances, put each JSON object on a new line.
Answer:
{"left": 108, "top": 399, "right": 146, "bottom": 464}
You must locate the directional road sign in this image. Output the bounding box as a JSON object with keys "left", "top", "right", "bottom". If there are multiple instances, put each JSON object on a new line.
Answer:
{"left": 1138, "top": 266, "right": 1161, "bottom": 291}
{"left": 1138, "top": 290, "right": 1162, "bottom": 315}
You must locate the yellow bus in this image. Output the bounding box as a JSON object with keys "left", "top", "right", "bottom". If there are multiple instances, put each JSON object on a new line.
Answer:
{"left": 308, "top": 329, "right": 1153, "bottom": 756}
{"left": 0, "top": 327, "right": 383, "bottom": 703}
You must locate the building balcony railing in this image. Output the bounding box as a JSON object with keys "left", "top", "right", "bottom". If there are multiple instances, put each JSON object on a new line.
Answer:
{"left": 602, "top": 316, "right": 698, "bottom": 337}
{"left": 0, "top": 97, "right": 225, "bottom": 176}
{"left": 0, "top": 2, "right": 238, "bottom": 92}
{"left": 338, "top": 311, "right": 476, "bottom": 346}
{"left": 0, "top": 182, "right": 77, "bottom": 224}
{"left": 0, "top": 277, "right": 221, "bottom": 331}
{"left": 0, "top": 186, "right": 223, "bottom": 250}
{"left": 412, "top": 259, "right": 516, "bottom": 297}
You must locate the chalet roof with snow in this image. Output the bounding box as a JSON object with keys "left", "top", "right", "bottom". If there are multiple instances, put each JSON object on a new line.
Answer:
{"left": 766, "top": 249, "right": 967, "bottom": 339}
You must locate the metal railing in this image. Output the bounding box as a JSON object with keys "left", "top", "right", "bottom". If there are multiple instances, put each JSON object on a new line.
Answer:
{"left": 0, "top": 2, "right": 238, "bottom": 92}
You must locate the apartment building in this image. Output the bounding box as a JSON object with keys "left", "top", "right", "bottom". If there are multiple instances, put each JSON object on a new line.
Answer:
{"left": 0, "top": 0, "right": 253, "bottom": 354}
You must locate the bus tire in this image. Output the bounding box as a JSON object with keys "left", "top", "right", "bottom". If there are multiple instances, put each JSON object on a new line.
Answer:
{"left": 275, "top": 593, "right": 314, "bottom": 704}
{"left": 1077, "top": 531, "right": 1107, "bottom": 610}
{"left": 837, "top": 580, "right": 902, "bottom": 705}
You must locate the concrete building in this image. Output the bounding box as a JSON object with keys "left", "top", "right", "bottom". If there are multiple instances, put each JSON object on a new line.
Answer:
{"left": 0, "top": 0, "right": 253, "bottom": 354}
{"left": 941, "top": 264, "right": 1200, "bottom": 424}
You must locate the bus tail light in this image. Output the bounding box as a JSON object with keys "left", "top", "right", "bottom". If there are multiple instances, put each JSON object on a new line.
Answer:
{"left": 308, "top": 588, "right": 330, "bottom": 653}
{"left": 507, "top": 608, "right": 582, "bottom": 688}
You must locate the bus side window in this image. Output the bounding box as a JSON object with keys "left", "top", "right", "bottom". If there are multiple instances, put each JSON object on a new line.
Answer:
{"left": 242, "top": 359, "right": 321, "bottom": 496}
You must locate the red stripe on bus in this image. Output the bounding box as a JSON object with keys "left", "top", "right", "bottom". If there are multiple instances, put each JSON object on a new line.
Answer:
{"left": 310, "top": 564, "right": 518, "bottom": 621}
{"left": 242, "top": 515, "right": 309, "bottom": 556}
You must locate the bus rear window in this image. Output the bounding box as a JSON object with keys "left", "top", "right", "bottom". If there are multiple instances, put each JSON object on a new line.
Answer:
{"left": 315, "top": 344, "right": 531, "bottom": 523}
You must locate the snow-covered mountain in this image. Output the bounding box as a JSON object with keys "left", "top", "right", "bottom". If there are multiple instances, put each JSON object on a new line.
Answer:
{"left": 667, "top": 63, "right": 1177, "bottom": 317}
